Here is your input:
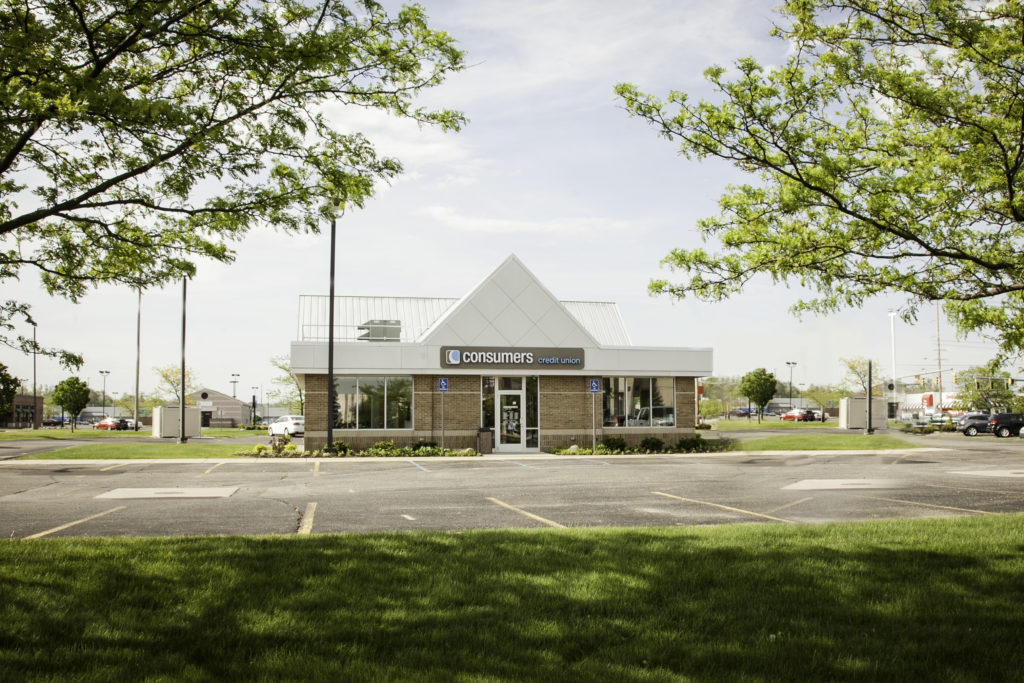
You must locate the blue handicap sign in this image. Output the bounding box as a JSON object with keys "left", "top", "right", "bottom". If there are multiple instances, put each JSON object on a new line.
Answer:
{"left": 438, "top": 377, "right": 449, "bottom": 393}
{"left": 590, "top": 379, "right": 600, "bottom": 394}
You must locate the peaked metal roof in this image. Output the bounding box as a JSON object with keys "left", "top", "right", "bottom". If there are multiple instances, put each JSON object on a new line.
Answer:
{"left": 296, "top": 295, "right": 631, "bottom": 346}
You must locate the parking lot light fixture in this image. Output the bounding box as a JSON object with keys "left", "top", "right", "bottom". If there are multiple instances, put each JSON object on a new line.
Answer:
{"left": 786, "top": 362, "right": 797, "bottom": 410}
{"left": 99, "top": 370, "right": 110, "bottom": 417}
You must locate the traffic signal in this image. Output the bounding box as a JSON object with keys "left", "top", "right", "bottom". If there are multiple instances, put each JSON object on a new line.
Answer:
{"left": 952, "top": 371, "right": 958, "bottom": 384}
{"left": 915, "top": 375, "right": 921, "bottom": 383}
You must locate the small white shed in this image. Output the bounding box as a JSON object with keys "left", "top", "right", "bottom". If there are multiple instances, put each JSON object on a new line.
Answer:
{"left": 152, "top": 406, "right": 201, "bottom": 438}
{"left": 839, "top": 397, "right": 889, "bottom": 430}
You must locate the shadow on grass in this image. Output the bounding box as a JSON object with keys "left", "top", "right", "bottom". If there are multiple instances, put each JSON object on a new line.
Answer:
{"left": 1, "top": 516, "right": 1022, "bottom": 681}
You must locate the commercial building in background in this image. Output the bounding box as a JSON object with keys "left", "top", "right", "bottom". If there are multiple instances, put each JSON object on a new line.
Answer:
{"left": 4, "top": 394, "right": 43, "bottom": 429}
{"left": 291, "top": 255, "right": 712, "bottom": 452}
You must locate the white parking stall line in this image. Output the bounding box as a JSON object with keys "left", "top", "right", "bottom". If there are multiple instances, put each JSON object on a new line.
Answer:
{"left": 409, "top": 460, "right": 431, "bottom": 473}
{"left": 25, "top": 506, "right": 128, "bottom": 539}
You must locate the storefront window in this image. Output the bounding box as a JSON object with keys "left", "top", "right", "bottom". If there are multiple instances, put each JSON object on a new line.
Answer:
{"left": 602, "top": 377, "right": 675, "bottom": 428}
{"left": 334, "top": 376, "right": 413, "bottom": 430}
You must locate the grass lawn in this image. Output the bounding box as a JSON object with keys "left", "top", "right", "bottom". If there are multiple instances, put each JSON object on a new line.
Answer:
{"left": 22, "top": 442, "right": 251, "bottom": 459}
{"left": 0, "top": 427, "right": 257, "bottom": 441}
{"left": 711, "top": 418, "right": 838, "bottom": 431}
{"left": 735, "top": 433, "right": 917, "bottom": 451}
{"left": 1, "top": 515, "right": 1021, "bottom": 681}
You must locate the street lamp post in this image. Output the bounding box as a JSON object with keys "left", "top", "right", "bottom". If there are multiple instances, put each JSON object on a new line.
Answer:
{"left": 99, "top": 370, "right": 110, "bottom": 417}
{"left": 252, "top": 386, "right": 259, "bottom": 425}
{"left": 231, "top": 373, "right": 239, "bottom": 399}
{"left": 30, "top": 321, "right": 37, "bottom": 428}
{"left": 325, "top": 196, "right": 343, "bottom": 454}
{"left": 786, "top": 361, "right": 797, "bottom": 410}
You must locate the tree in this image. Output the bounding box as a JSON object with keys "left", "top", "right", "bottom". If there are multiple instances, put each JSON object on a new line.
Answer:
{"left": 841, "top": 358, "right": 884, "bottom": 397}
{"left": 0, "top": 0, "right": 465, "bottom": 364}
{"left": 153, "top": 365, "right": 199, "bottom": 405}
{"left": 267, "top": 355, "right": 304, "bottom": 414}
{"left": 803, "top": 384, "right": 849, "bottom": 422}
{"left": 0, "top": 362, "right": 17, "bottom": 416}
{"left": 52, "top": 376, "right": 90, "bottom": 431}
{"left": 739, "top": 368, "right": 776, "bottom": 423}
{"left": 953, "top": 361, "right": 1023, "bottom": 412}
{"left": 616, "top": 1, "right": 1024, "bottom": 354}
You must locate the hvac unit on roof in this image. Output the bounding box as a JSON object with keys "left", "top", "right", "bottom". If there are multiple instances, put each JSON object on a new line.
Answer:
{"left": 357, "top": 319, "right": 401, "bottom": 342}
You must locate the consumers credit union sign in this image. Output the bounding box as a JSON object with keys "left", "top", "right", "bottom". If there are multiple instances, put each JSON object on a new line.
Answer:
{"left": 440, "top": 346, "right": 585, "bottom": 369}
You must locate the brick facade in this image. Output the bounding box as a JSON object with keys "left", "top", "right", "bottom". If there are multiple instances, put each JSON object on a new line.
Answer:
{"left": 303, "top": 373, "right": 698, "bottom": 452}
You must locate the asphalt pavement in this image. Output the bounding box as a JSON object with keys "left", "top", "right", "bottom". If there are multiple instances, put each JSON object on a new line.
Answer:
{"left": 1, "top": 430, "right": 1023, "bottom": 538}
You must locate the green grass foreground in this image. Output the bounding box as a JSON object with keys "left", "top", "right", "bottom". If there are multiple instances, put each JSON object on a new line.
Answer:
{"left": 736, "top": 433, "right": 917, "bottom": 451}
{"left": 23, "top": 442, "right": 248, "bottom": 459}
{"left": 2, "top": 516, "right": 1022, "bottom": 681}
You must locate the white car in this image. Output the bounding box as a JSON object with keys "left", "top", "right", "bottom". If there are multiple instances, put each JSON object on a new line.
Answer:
{"left": 268, "top": 415, "right": 305, "bottom": 437}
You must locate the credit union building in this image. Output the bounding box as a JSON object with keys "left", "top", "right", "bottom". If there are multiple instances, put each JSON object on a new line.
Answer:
{"left": 290, "top": 255, "right": 712, "bottom": 452}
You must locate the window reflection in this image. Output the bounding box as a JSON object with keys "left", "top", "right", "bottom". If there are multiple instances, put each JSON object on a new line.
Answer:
{"left": 333, "top": 376, "right": 413, "bottom": 430}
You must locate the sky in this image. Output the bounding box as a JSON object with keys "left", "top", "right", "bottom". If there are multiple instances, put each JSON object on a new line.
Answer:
{"left": 4, "top": 0, "right": 1006, "bottom": 404}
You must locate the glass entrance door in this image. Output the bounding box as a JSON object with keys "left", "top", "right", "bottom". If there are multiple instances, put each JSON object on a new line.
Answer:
{"left": 498, "top": 392, "right": 522, "bottom": 449}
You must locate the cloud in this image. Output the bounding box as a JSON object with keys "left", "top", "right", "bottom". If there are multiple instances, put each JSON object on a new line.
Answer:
{"left": 418, "top": 205, "right": 629, "bottom": 234}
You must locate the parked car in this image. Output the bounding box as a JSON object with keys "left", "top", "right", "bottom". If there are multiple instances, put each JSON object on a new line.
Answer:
{"left": 957, "top": 412, "right": 990, "bottom": 436}
{"left": 94, "top": 417, "right": 129, "bottom": 430}
{"left": 988, "top": 413, "right": 1024, "bottom": 438}
{"left": 782, "top": 409, "right": 816, "bottom": 422}
{"left": 268, "top": 415, "right": 304, "bottom": 437}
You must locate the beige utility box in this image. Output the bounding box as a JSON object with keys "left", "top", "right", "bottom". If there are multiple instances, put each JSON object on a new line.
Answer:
{"left": 152, "top": 406, "right": 201, "bottom": 438}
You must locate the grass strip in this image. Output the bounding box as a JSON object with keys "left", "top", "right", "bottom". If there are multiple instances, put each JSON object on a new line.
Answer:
{"left": 22, "top": 442, "right": 249, "bottom": 459}
{"left": 736, "top": 433, "right": 917, "bottom": 451}
{"left": 0, "top": 428, "right": 258, "bottom": 441}
{"left": 1, "top": 516, "right": 1021, "bottom": 681}
{"left": 711, "top": 419, "right": 838, "bottom": 431}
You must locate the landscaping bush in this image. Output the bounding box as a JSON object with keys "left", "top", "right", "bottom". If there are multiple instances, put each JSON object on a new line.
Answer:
{"left": 410, "top": 440, "right": 438, "bottom": 451}
{"left": 675, "top": 435, "right": 735, "bottom": 453}
{"left": 637, "top": 436, "right": 666, "bottom": 453}
{"left": 601, "top": 436, "right": 627, "bottom": 452}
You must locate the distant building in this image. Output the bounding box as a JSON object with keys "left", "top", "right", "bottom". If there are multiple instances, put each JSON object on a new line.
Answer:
{"left": 182, "top": 388, "right": 253, "bottom": 428}
{"left": 4, "top": 394, "right": 43, "bottom": 429}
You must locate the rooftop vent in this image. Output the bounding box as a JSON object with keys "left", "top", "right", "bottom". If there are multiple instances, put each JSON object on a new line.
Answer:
{"left": 357, "top": 319, "right": 401, "bottom": 342}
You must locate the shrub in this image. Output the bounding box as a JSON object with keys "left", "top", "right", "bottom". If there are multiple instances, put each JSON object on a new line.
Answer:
{"left": 410, "top": 440, "right": 438, "bottom": 451}
{"left": 330, "top": 441, "right": 350, "bottom": 455}
{"left": 675, "top": 435, "right": 735, "bottom": 453}
{"left": 601, "top": 436, "right": 627, "bottom": 452}
{"left": 637, "top": 436, "right": 666, "bottom": 453}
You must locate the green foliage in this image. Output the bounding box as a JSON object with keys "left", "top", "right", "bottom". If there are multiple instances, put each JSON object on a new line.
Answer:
{"left": 601, "top": 436, "right": 627, "bottom": 452}
{"left": 51, "top": 377, "right": 91, "bottom": 430}
{"left": 0, "top": 362, "right": 18, "bottom": 415}
{"left": 637, "top": 436, "right": 666, "bottom": 453}
{"left": 0, "top": 0, "right": 465, "bottom": 363}
{"left": 267, "top": 355, "right": 303, "bottom": 414}
{"left": 617, "top": 0, "right": 1024, "bottom": 354}
{"left": 330, "top": 440, "right": 350, "bottom": 455}
{"left": 952, "top": 360, "right": 1022, "bottom": 412}
{"left": 410, "top": 440, "right": 438, "bottom": 451}
{"left": 739, "top": 368, "right": 776, "bottom": 418}
{"left": 675, "top": 435, "right": 734, "bottom": 453}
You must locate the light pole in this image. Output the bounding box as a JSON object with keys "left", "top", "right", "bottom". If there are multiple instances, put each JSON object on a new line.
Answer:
{"left": 135, "top": 289, "right": 142, "bottom": 431}
{"left": 179, "top": 277, "right": 187, "bottom": 444}
{"left": 252, "top": 386, "right": 259, "bottom": 425}
{"left": 30, "top": 321, "right": 37, "bottom": 428}
{"left": 888, "top": 310, "right": 898, "bottom": 420}
{"left": 786, "top": 361, "right": 797, "bottom": 410}
{"left": 99, "top": 370, "right": 110, "bottom": 417}
{"left": 231, "top": 373, "right": 239, "bottom": 398}
{"left": 326, "top": 195, "right": 343, "bottom": 454}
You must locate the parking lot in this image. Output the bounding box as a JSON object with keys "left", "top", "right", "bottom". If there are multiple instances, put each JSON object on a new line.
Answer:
{"left": 2, "top": 439, "right": 1024, "bottom": 538}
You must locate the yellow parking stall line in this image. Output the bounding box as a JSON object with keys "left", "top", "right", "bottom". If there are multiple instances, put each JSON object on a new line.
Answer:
{"left": 99, "top": 463, "right": 130, "bottom": 472}
{"left": 486, "top": 497, "right": 566, "bottom": 529}
{"left": 653, "top": 491, "right": 794, "bottom": 524}
{"left": 313, "top": 462, "right": 320, "bottom": 477}
{"left": 297, "top": 502, "right": 317, "bottom": 535}
{"left": 24, "top": 506, "right": 128, "bottom": 539}
{"left": 857, "top": 495, "right": 993, "bottom": 515}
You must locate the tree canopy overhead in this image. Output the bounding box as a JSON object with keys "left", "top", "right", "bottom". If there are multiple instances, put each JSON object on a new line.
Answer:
{"left": 617, "top": 0, "right": 1024, "bottom": 355}
{"left": 0, "top": 0, "right": 465, "bottom": 364}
